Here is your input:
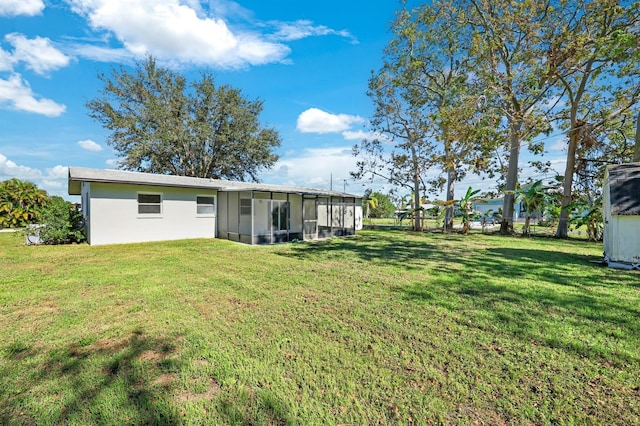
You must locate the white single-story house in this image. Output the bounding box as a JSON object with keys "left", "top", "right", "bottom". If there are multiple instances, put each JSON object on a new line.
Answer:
{"left": 68, "top": 167, "right": 363, "bottom": 246}
{"left": 603, "top": 162, "right": 640, "bottom": 270}
{"left": 472, "top": 198, "right": 525, "bottom": 220}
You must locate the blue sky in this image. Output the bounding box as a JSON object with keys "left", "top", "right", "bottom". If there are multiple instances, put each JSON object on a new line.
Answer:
{"left": 0, "top": 0, "right": 568, "bottom": 200}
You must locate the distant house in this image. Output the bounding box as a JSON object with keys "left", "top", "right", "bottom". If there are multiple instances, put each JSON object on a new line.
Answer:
{"left": 472, "top": 198, "right": 525, "bottom": 220}
{"left": 68, "top": 167, "right": 362, "bottom": 246}
{"left": 603, "top": 163, "right": 640, "bottom": 270}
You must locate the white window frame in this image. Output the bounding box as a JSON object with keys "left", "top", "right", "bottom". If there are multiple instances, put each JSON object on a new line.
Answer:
{"left": 196, "top": 195, "right": 216, "bottom": 217}
{"left": 137, "top": 192, "right": 162, "bottom": 217}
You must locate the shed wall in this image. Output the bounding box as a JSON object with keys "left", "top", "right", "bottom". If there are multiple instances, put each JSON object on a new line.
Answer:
{"left": 606, "top": 216, "right": 640, "bottom": 264}
{"left": 603, "top": 171, "right": 613, "bottom": 261}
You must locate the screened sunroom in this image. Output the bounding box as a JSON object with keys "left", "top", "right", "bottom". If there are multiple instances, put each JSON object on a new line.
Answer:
{"left": 217, "top": 190, "right": 362, "bottom": 245}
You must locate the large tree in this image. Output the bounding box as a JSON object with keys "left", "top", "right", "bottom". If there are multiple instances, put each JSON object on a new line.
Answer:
{"left": 352, "top": 1, "right": 498, "bottom": 232}
{"left": 87, "top": 56, "right": 281, "bottom": 181}
{"left": 464, "top": 0, "right": 560, "bottom": 234}
{"left": 394, "top": 1, "right": 502, "bottom": 231}
{"left": 351, "top": 62, "right": 434, "bottom": 231}
{"left": 547, "top": 0, "right": 640, "bottom": 237}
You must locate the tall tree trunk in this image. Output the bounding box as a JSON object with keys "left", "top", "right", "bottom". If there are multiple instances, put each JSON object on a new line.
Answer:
{"left": 500, "top": 121, "right": 522, "bottom": 234}
{"left": 634, "top": 110, "right": 640, "bottom": 162}
{"left": 555, "top": 126, "right": 579, "bottom": 238}
{"left": 444, "top": 168, "right": 456, "bottom": 232}
{"left": 413, "top": 173, "right": 422, "bottom": 231}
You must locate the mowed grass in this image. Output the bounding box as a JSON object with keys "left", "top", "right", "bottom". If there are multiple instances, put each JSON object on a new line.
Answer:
{"left": 1, "top": 230, "right": 639, "bottom": 425}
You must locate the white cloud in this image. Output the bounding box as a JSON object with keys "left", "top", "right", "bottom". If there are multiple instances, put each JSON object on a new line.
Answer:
{"left": 297, "top": 108, "right": 365, "bottom": 134}
{"left": 268, "top": 20, "right": 357, "bottom": 44}
{"left": 67, "top": 0, "right": 290, "bottom": 68}
{"left": 0, "top": 0, "right": 44, "bottom": 16}
{"left": 0, "top": 154, "right": 69, "bottom": 197}
{"left": 209, "top": 0, "right": 253, "bottom": 21}
{"left": 547, "top": 136, "right": 567, "bottom": 153}
{"left": 4, "top": 33, "right": 71, "bottom": 76}
{"left": 261, "top": 146, "right": 360, "bottom": 192}
{"left": 46, "top": 165, "right": 69, "bottom": 179}
{"left": 0, "top": 49, "right": 12, "bottom": 72}
{"left": 341, "top": 130, "right": 369, "bottom": 141}
{"left": 77, "top": 139, "right": 103, "bottom": 152}
{"left": 341, "top": 129, "right": 391, "bottom": 142}
{"left": 0, "top": 153, "right": 42, "bottom": 180}
{"left": 105, "top": 158, "right": 120, "bottom": 167}
{"left": 68, "top": 45, "right": 133, "bottom": 63}
{"left": 0, "top": 74, "right": 66, "bottom": 116}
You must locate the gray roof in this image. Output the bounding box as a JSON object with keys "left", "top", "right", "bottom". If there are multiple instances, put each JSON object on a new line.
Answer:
{"left": 68, "top": 167, "right": 361, "bottom": 198}
{"left": 607, "top": 163, "right": 640, "bottom": 215}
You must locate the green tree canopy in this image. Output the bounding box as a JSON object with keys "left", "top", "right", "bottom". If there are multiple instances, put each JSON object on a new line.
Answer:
{"left": 0, "top": 178, "right": 49, "bottom": 228}
{"left": 367, "top": 191, "right": 395, "bottom": 219}
{"left": 87, "top": 55, "right": 281, "bottom": 182}
{"left": 546, "top": 0, "right": 640, "bottom": 238}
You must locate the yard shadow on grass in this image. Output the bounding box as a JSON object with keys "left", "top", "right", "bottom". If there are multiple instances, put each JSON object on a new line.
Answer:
{"left": 1, "top": 331, "right": 182, "bottom": 425}
{"left": 284, "top": 232, "right": 442, "bottom": 271}
{"left": 282, "top": 231, "right": 640, "bottom": 366}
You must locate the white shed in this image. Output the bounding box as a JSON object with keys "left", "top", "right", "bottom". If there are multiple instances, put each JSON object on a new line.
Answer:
{"left": 603, "top": 163, "right": 640, "bottom": 270}
{"left": 68, "top": 167, "right": 363, "bottom": 246}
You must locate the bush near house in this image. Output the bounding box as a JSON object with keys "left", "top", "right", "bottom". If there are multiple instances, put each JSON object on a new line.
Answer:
{"left": 36, "top": 196, "right": 85, "bottom": 244}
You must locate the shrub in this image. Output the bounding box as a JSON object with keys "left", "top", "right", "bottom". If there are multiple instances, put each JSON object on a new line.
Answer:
{"left": 37, "top": 196, "right": 85, "bottom": 244}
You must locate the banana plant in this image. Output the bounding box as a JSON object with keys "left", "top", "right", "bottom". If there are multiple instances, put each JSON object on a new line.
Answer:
{"left": 458, "top": 187, "right": 483, "bottom": 234}
{"left": 515, "top": 180, "right": 548, "bottom": 236}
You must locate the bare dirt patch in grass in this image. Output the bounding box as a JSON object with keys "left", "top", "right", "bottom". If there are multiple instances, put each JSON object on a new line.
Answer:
{"left": 154, "top": 372, "right": 178, "bottom": 388}
{"left": 175, "top": 377, "right": 221, "bottom": 402}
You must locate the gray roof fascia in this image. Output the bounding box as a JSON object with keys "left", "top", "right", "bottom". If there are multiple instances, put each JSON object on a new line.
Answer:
{"left": 68, "top": 167, "right": 226, "bottom": 195}
{"left": 68, "top": 167, "right": 361, "bottom": 198}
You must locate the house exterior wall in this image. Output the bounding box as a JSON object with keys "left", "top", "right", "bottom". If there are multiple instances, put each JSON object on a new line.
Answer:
{"left": 81, "top": 182, "right": 92, "bottom": 244}
{"left": 85, "top": 182, "right": 217, "bottom": 245}
{"left": 473, "top": 199, "right": 525, "bottom": 219}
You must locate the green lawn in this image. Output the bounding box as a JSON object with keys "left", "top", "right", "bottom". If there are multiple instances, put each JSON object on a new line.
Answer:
{"left": 1, "top": 230, "right": 639, "bottom": 425}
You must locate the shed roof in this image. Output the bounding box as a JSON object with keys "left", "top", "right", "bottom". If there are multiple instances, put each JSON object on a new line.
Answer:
{"left": 607, "top": 162, "right": 640, "bottom": 216}
{"left": 68, "top": 167, "right": 361, "bottom": 198}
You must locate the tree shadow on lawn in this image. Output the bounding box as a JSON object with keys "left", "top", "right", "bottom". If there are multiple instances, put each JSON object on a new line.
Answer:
{"left": 2, "top": 331, "right": 294, "bottom": 426}
{"left": 282, "top": 233, "right": 640, "bottom": 365}
{"left": 1, "top": 331, "right": 182, "bottom": 425}
{"left": 284, "top": 232, "right": 608, "bottom": 288}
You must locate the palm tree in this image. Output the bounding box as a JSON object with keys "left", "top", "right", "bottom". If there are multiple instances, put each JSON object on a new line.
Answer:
{"left": 365, "top": 196, "right": 378, "bottom": 224}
